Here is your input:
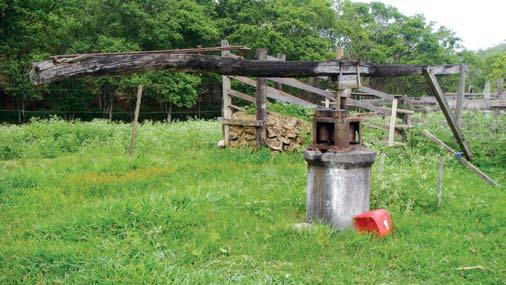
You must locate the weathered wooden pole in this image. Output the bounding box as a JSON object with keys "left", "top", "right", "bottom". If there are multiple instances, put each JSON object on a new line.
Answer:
{"left": 483, "top": 81, "right": 491, "bottom": 100}
{"left": 497, "top": 79, "right": 504, "bottom": 97}
{"left": 436, "top": 156, "right": 443, "bottom": 208}
{"left": 456, "top": 64, "right": 466, "bottom": 129}
{"left": 129, "top": 85, "right": 143, "bottom": 156}
{"left": 422, "top": 130, "right": 499, "bottom": 187}
{"left": 424, "top": 68, "right": 473, "bottom": 161}
{"left": 255, "top": 48, "right": 268, "bottom": 149}
{"left": 388, "top": 98, "right": 398, "bottom": 147}
{"left": 221, "top": 40, "right": 232, "bottom": 146}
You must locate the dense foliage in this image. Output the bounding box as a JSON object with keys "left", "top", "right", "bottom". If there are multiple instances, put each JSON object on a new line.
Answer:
{"left": 0, "top": 0, "right": 504, "bottom": 121}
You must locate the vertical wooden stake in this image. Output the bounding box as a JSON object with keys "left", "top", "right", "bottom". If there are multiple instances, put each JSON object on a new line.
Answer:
{"left": 455, "top": 64, "right": 466, "bottom": 129}
{"left": 129, "top": 85, "right": 143, "bottom": 157}
{"left": 436, "top": 156, "right": 444, "bottom": 208}
{"left": 483, "top": 81, "right": 491, "bottom": 100}
{"left": 388, "top": 98, "right": 398, "bottom": 147}
{"left": 497, "top": 79, "right": 504, "bottom": 97}
{"left": 255, "top": 48, "right": 268, "bottom": 149}
{"left": 378, "top": 153, "right": 386, "bottom": 176}
{"left": 221, "top": 40, "right": 232, "bottom": 146}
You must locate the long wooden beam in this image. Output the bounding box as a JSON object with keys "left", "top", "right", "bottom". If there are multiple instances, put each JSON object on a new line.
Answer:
{"left": 266, "top": 77, "right": 336, "bottom": 100}
{"left": 231, "top": 76, "right": 317, "bottom": 108}
{"left": 29, "top": 52, "right": 464, "bottom": 85}
{"left": 424, "top": 68, "right": 473, "bottom": 161}
{"left": 357, "top": 86, "right": 395, "bottom": 101}
{"left": 423, "top": 130, "right": 499, "bottom": 187}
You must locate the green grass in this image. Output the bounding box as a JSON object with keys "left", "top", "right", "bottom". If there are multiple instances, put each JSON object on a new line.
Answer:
{"left": 0, "top": 115, "right": 505, "bottom": 284}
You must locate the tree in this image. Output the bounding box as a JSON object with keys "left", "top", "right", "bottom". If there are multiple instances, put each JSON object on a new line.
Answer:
{"left": 145, "top": 71, "right": 201, "bottom": 122}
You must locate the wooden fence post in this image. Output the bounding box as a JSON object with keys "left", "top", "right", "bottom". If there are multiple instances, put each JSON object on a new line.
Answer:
{"left": 456, "top": 64, "right": 466, "bottom": 129}
{"left": 256, "top": 48, "right": 268, "bottom": 149}
{"left": 436, "top": 156, "right": 443, "bottom": 208}
{"left": 497, "top": 79, "right": 504, "bottom": 97}
{"left": 388, "top": 98, "right": 398, "bottom": 147}
{"left": 221, "top": 40, "right": 232, "bottom": 146}
{"left": 129, "top": 85, "right": 143, "bottom": 156}
{"left": 483, "top": 81, "right": 491, "bottom": 100}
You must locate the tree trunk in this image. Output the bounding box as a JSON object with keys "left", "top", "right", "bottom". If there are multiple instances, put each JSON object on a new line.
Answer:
{"left": 108, "top": 97, "right": 113, "bottom": 122}
{"left": 21, "top": 98, "right": 25, "bottom": 123}
{"left": 97, "top": 93, "right": 102, "bottom": 110}
{"left": 167, "top": 103, "right": 173, "bottom": 122}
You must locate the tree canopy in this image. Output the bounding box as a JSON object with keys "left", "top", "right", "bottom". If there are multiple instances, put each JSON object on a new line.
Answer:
{"left": 0, "top": 0, "right": 504, "bottom": 121}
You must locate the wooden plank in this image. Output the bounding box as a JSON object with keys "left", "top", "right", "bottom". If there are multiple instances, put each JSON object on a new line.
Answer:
{"left": 232, "top": 76, "right": 317, "bottom": 108}
{"left": 358, "top": 86, "right": 395, "bottom": 101}
{"left": 228, "top": 104, "right": 245, "bottom": 111}
{"left": 455, "top": 64, "right": 466, "bottom": 129}
{"left": 348, "top": 99, "right": 414, "bottom": 115}
{"left": 424, "top": 68, "right": 473, "bottom": 161}
{"left": 422, "top": 130, "right": 499, "bottom": 187}
{"left": 51, "top": 45, "right": 250, "bottom": 60}
{"left": 218, "top": 117, "right": 264, "bottom": 127}
{"left": 267, "top": 77, "right": 336, "bottom": 100}
{"left": 129, "top": 85, "right": 143, "bottom": 156}
{"left": 221, "top": 40, "right": 232, "bottom": 146}
{"left": 429, "top": 64, "right": 463, "bottom": 75}
{"left": 256, "top": 48, "right": 268, "bottom": 149}
{"left": 388, "top": 98, "right": 398, "bottom": 147}
{"left": 228, "top": 89, "right": 255, "bottom": 103}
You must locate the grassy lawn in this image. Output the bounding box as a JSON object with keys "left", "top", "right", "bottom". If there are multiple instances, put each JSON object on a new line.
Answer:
{"left": 0, "top": 115, "right": 505, "bottom": 284}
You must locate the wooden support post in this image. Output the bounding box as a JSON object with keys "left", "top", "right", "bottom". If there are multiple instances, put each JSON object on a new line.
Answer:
{"left": 273, "top": 53, "right": 286, "bottom": 91}
{"left": 497, "top": 79, "right": 504, "bottom": 97}
{"left": 483, "top": 81, "right": 491, "bottom": 100}
{"left": 424, "top": 68, "right": 473, "bottom": 161}
{"left": 436, "top": 156, "right": 443, "bottom": 208}
{"left": 422, "top": 130, "right": 499, "bottom": 187}
{"left": 221, "top": 40, "right": 232, "bottom": 146}
{"left": 336, "top": 47, "right": 344, "bottom": 60}
{"left": 388, "top": 98, "right": 398, "bottom": 147}
{"left": 256, "top": 48, "right": 268, "bottom": 149}
{"left": 456, "top": 64, "right": 466, "bottom": 129}
{"left": 129, "top": 85, "right": 143, "bottom": 156}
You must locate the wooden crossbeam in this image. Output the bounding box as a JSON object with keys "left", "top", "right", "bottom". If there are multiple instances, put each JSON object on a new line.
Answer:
{"left": 348, "top": 99, "right": 414, "bottom": 115}
{"left": 218, "top": 117, "right": 264, "bottom": 127}
{"left": 357, "top": 86, "right": 395, "bottom": 101}
{"left": 267, "top": 77, "right": 336, "bottom": 101}
{"left": 228, "top": 89, "right": 255, "bottom": 103}
{"left": 424, "top": 68, "right": 473, "bottom": 161}
{"left": 231, "top": 76, "right": 317, "bottom": 108}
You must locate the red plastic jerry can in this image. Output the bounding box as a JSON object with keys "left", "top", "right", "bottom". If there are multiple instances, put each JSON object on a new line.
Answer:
{"left": 353, "top": 209, "right": 393, "bottom": 237}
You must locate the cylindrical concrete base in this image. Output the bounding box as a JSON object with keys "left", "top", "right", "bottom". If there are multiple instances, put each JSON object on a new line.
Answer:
{"left": 304, "top": 148, "right": 376, "bottom": 230}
